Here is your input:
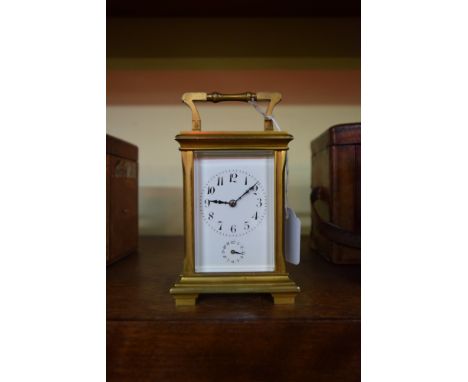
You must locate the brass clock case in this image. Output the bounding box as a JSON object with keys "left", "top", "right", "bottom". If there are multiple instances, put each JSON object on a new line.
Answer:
{"left": 170, "top": 92, "right": 300, "bottom": 305}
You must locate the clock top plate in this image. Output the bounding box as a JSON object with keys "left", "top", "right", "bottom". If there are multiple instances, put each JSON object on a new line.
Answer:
{"left": 175, "top": 131, "right": 293, "bottom": 151}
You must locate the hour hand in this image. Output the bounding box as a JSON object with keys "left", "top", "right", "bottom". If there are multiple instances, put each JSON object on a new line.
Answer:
{"left": 230, "top": 250, "right": 244, "bottom": 255}
{"left": 208, "top": 199, "right": 230, "bottom": 205}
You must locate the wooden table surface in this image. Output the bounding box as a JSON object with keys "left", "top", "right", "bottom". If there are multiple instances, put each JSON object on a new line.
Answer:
{"left": 107, "top": 236, "right": 361, "bottom": 381}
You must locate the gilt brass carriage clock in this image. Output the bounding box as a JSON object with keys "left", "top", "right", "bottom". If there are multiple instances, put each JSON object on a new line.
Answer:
{"left": 170, "top": 92, "right": 300, "bottom": 306}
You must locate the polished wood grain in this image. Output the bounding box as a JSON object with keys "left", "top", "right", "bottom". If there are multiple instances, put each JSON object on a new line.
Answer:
{"left": 107, "top": 236, "right": 360, "bottom": 381}
{"left": 311, "top": 123, "right": 361, "bottom": 264}
{"left": 108, "top": 321, "right": 359, "bottom": 382}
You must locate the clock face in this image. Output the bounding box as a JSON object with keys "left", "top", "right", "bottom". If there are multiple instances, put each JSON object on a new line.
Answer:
{"left": 194, "top": 151, "right": 275, "bottom": 273}
{"left": 200, "top": 169, "right": 266, "bottom": 237}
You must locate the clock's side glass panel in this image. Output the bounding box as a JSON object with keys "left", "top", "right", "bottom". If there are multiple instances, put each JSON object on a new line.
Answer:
{"left": 194, "top": 151, "right": 275, "bottom": 273}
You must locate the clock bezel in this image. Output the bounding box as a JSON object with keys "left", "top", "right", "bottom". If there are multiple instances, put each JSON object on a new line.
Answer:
{"left": 176, "top": 131, "right": 291, "bottom": 277}
{"left": 194, "top": 151, "right": 274, "bottom": 273}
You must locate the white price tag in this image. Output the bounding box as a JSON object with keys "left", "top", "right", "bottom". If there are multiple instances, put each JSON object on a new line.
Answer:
{"left": 285, "top": 208, "right": 301, "bottom": 265}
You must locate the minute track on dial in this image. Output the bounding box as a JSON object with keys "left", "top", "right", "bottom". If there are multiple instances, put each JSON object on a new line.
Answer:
{"left": 202, "top": 169, "right": 266, "bottom": 237}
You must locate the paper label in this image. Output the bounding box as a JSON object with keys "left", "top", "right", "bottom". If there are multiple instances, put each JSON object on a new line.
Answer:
{"left": 285, "top": 208, "right": 301, "bottom": 265}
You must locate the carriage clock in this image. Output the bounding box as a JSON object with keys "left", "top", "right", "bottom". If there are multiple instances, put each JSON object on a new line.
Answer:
{"left": 170, "top": 92, "right": 300, "bottom": 306}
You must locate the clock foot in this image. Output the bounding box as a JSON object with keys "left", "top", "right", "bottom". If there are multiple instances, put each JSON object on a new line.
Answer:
{"left": 272, "top": 293, "right": 297, "bottom": 305}
{"left": 173, "top": 294, "right": 199, "bottom": 306}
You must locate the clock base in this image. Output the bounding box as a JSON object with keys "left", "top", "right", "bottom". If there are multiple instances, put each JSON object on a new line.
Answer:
{"left": 271, "top": 293, "right": 297, "bottom": 305}
{"left": 170, "top": 274, "right": 300, "bottom": 306}
{"left": 173, "top": 294, "right": 199, "bottom": 306}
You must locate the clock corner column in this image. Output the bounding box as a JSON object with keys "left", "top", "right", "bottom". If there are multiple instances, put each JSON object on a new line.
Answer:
{"left": 274, "top": 150, "right": 287, "bottom": 273}
{"left": 181, "top": 150, "right": 195, "bottom": 275}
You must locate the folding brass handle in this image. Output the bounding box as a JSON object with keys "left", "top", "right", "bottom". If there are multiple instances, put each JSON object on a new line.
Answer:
{"left": 206, "top": 92, "right": 256, "bottom": 103}
{"left": 181, "top": 92, "right": 282, "bottom": 131}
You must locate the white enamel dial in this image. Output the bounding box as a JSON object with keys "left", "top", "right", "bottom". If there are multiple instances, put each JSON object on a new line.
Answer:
{"left": 200, "top": 169, "right": 266, "bottom": 237}
{"left": 194, "top": 151, "right": 275, "bottom": 273}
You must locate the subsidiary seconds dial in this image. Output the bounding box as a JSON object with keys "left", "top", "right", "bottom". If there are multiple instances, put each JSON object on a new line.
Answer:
{"left": 201, "top": 169, "right": 266, "bottom": 237}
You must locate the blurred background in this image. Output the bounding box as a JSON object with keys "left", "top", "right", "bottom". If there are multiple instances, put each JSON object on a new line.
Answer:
{"left": 106, "top": 1, "right": 360, "bottom": 236}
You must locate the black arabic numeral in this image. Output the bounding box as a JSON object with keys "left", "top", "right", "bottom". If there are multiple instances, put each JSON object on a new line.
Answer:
{"left": 217, "top": 177, "right": 223, "bottom": 186}
{"left": 253, "top": 184, "right": 259, "bottom": 195}
{"left": 207, "top": 186, "right": 215, "bottom": 194}
{"left": 244, "top": 176, "right": 248, "bottom": 185}
{"left": 229, "top": 173, "right": 238, "bottom": 183}
{"left": 204, "top": 199, "right": 211, "bottom": 207}
{"left": 208, "top": 212, "right": 214, "bottom": 220}
{"left": 256, "top": 198, "right": 263, "bottom": 207}
{"left": 230, "top": 225, "right": 237, "bottom": 233}
{"left": 252, "top": 211, "right": 258, "bottom": 220}
{"left": 218, "top": 221, "right": 223, "bottom": 231}
{"left": 244, "top": 221, "right": 250, "bottom": 230}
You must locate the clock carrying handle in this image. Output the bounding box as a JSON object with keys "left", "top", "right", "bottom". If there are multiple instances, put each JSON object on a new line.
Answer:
{"left": 181, "top": 92, "right": 282, "bottom": 131}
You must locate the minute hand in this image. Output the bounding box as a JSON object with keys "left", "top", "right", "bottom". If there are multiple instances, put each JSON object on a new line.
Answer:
{"left": 235, "top": 182, "right": 259, "bottom": 203}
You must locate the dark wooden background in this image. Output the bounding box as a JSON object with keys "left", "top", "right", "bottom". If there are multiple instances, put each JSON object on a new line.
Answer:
{"left": 107, "top": 0, "right": 360, "bottom": 18}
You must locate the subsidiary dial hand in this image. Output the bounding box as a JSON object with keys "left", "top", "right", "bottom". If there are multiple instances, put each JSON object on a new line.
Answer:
{"left": 230, "top": 250, "right": 245, "bottom": 255}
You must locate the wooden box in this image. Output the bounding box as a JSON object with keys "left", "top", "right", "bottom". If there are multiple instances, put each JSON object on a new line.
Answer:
{"left": 106, "top": 135, "right": 138, "bottom": 265}
{"left": 310, "top": 123, "right": 361, "bottom": 264}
